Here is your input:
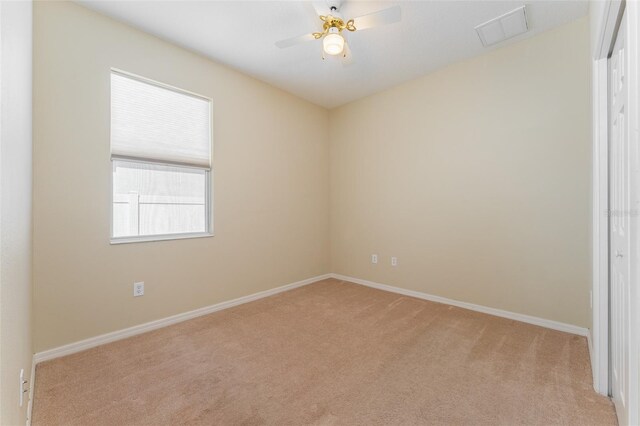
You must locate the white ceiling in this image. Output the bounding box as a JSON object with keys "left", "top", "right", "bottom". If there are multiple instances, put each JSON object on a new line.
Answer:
{"left": 77, "top": 0, "right": 588, "bottom": 109}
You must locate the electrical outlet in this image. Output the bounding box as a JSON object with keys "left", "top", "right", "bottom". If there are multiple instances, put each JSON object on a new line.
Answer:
{"left": 133, "top": 282, "right": 144, "bottom": 297}
{"left": 371, "top": 254, "right": 378, "bottom": 264}
{"left": 19, "top": 369, "right": 28, "bottom": 407}
{"left": 391, "top": 257, "right": 398, "bottom": 266}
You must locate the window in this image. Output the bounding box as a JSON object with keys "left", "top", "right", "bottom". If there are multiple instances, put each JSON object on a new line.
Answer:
{"left": 110, "top": 70, "right": 212, "bottom": 243}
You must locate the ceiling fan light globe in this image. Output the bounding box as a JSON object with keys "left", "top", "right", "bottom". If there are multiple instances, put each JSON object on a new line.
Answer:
{"left": 323, "top": 33, "right": 344, "bottom": 55}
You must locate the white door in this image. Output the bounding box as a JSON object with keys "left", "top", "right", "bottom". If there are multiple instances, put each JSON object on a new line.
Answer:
{"left": 609, "top": 9, "right": 630, "bottom": 426}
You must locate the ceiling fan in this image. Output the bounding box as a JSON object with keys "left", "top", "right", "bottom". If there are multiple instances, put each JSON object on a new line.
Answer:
{"left": 275, "top": 0, "right": 402, "bottom": 61}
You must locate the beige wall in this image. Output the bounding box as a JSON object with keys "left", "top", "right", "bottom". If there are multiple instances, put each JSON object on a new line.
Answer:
{"left": 0, "top": 1, "right": 33, "bottom": 424}
{"left": 329, "top": 17, "right": 592, "bottom": 327}
{"left": 33, "top": 2, "right": 592, "bottom": 355}
{"left": 33, "top": 2, "right": 330, "bottom": 352}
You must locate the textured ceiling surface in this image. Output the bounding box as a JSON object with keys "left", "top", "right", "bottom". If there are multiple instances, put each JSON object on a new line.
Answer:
{"left": 77, "top": 1, "right": 589, "bottom": 108}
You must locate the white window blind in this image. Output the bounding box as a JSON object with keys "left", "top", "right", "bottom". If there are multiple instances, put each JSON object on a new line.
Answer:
{"left": 111, "top": 71, "right": 211, "bottom": 168}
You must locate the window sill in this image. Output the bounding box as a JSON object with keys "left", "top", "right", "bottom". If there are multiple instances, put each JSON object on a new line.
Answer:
{"left": 110, "top": 232, "right": 214, "bottom": 245}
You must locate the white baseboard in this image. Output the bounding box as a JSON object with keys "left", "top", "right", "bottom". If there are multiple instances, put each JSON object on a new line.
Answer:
{"left": 33, "top": 274, "right": 332, "bottom": 365}
{"left": 330, "top": 273, "right": 589, "bottom": 337}
{"left": 32, "top": 271, "right": 589, "bottom": 368}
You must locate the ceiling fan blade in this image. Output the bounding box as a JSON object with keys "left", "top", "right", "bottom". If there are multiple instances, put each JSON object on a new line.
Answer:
{"left": 352, "top": 5, "right": 401, "bottom": 32}
{"left": 275, "top": 33, "right": 316, "bottom": 49}
{"left": 311, "top": 1, "right": 330, "bottom": 17}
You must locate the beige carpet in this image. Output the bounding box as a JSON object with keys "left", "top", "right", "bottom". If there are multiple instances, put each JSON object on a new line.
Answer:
{"left": 32, "top": 278, "right": 616, "bottom": 425}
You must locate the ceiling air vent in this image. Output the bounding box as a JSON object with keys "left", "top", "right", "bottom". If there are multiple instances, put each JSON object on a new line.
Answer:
{"left": 475, "top": 6, "right": 528, "bottom": 47}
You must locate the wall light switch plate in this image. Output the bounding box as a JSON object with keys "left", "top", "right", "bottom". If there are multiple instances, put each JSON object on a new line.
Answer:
{"left": 371, "top": 254, "right": 378, "bottom": 264}
{"left": 391, "top": 257, "right": 398, "bottom": 266}
{"left": 134, "top": 282, "right": 144, "bottom": 297}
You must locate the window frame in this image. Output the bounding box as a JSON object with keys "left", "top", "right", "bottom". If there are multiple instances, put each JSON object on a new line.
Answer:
{"left": 109, "top": 69, "right": 214, "bottom": 245}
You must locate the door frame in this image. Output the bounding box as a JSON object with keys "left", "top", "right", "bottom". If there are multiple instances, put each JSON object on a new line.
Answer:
{"left": 592, "top": 1, "right": 639, "bottom": 423}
